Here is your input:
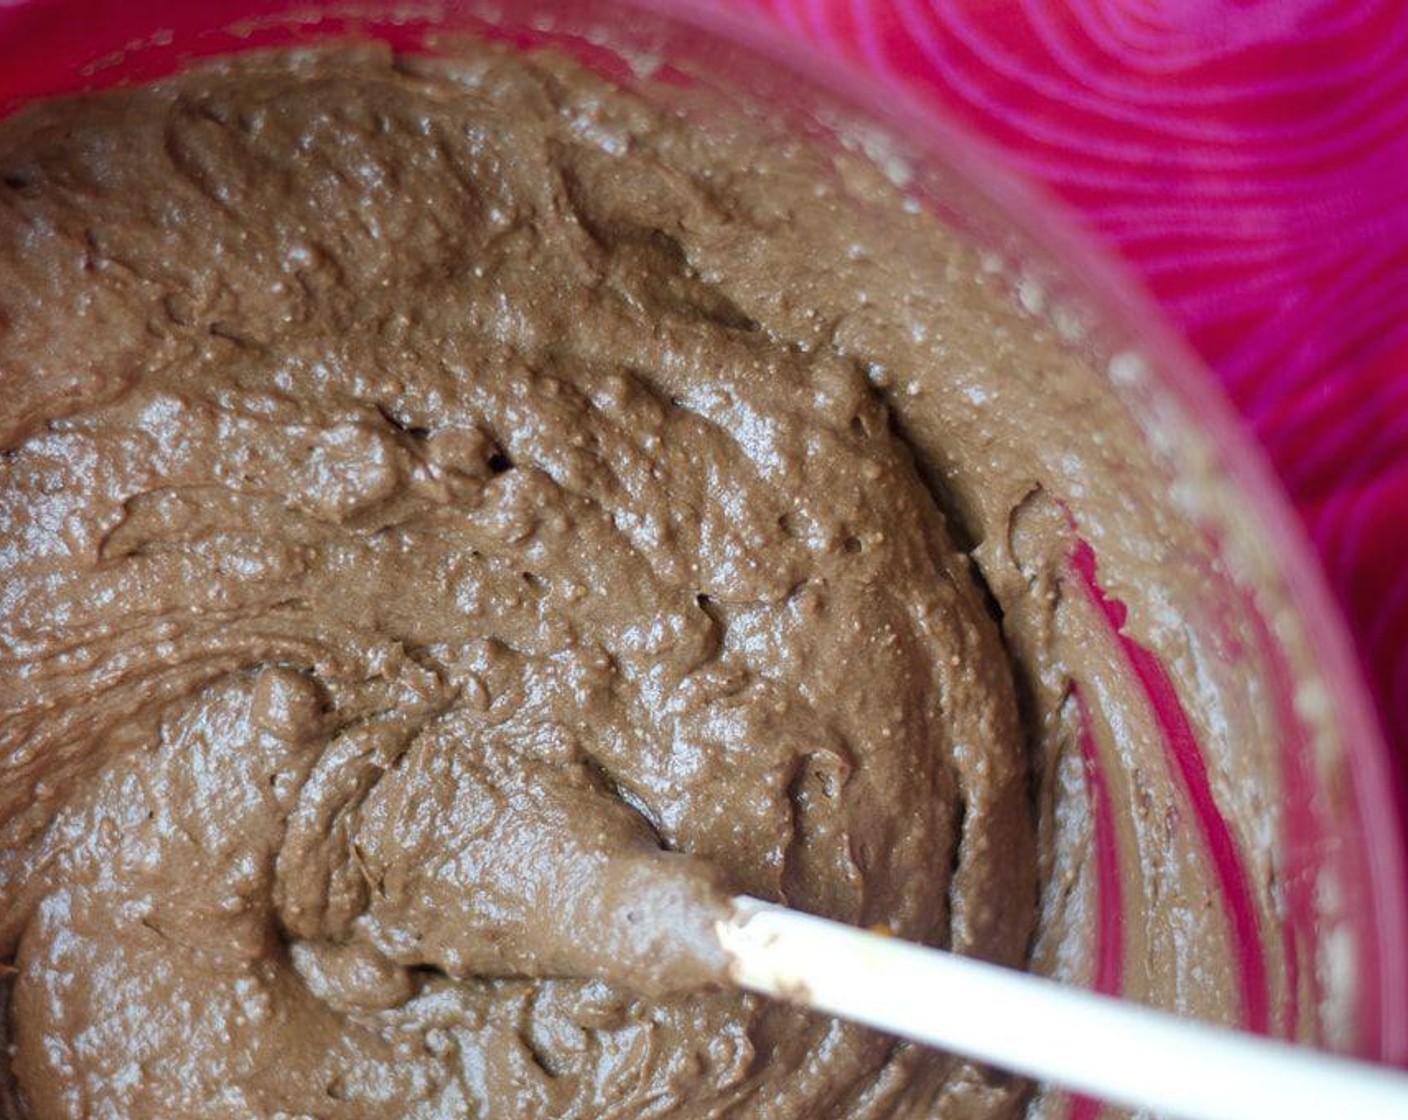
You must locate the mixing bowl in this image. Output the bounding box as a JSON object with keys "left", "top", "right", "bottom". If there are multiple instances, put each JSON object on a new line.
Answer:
{"left": 1, "top": 1, "right": 1402, "bottom": 1115}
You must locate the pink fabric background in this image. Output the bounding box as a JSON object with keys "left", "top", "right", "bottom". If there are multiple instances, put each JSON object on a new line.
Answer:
{"left": 732, "top": 0, "right": 1408, "bottom": 841}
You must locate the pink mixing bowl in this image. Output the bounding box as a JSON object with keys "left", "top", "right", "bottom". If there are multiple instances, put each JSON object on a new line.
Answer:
{"left": 1, "top": 0, "right": 1403, "bottom": 1111}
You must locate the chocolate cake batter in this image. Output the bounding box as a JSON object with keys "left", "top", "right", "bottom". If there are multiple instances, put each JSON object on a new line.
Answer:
{"left": 0, "top": 39, "right": 1294, "bottom": 1120}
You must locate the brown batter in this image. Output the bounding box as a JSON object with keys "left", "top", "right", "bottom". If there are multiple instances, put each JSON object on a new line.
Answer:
{"left": 0, "top": 39, "right": 1295, "bottom": 1120}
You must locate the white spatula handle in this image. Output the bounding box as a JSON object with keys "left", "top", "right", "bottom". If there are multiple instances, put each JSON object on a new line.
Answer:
{"left": 717, "top": 896, "right": 1408, "bottom": 1120}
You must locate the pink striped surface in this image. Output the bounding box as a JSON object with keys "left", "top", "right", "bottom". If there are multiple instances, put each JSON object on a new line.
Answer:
{"left": 737, "top": 0, "right": 1408, "bottom": 868}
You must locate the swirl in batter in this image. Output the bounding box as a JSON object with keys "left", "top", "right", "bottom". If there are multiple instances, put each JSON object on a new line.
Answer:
{"left": 0, "top": 46, "right": 1035, "bottom": 1119}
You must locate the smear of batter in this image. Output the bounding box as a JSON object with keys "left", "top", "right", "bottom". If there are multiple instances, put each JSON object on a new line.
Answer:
{"left": 0, "top": 46, "right": 1034, "bottom": 1119}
